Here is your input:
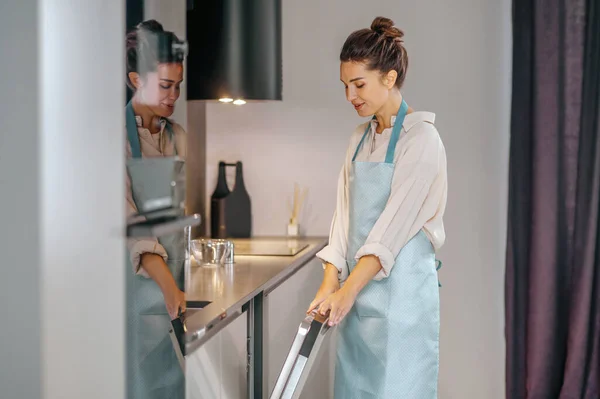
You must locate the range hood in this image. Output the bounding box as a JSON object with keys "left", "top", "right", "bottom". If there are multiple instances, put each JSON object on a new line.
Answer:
{"left": 186, "top": 0, "right": 282, "bottom": 102}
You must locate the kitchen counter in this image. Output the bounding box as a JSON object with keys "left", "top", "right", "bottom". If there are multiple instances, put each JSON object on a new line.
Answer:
{"left": 184, "top": 237, "right": 327, "bottom": 354}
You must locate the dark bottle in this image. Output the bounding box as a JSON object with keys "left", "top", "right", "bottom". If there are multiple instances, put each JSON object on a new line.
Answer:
{"left": 210, "top": 161, "right": 252, "bottom": 238}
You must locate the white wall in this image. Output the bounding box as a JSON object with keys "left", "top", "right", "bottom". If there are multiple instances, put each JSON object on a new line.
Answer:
{"left": 203, "top": 0, "right": 512, "bottom": 397}
{"left": 1, "top": 1, "right": 126, "bottom": 398}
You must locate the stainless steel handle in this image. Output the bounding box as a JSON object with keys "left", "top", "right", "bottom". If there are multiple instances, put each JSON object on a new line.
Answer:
{"left": 169, "top": 327, "right": 186, "bottom": 373}
{"left": 270, "top": 311, "right": 333, "bottom": 399}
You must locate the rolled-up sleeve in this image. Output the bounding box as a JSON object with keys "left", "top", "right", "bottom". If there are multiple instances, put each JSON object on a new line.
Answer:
{"left": 317, "top": 130, "right": 367, "bottom": 283}
{"left": 315, "top": 126, "right": 366, "bottom": 283}
{"left": 354, "top": 124, "right": 441, "bottom": 280}
{"left": 316, "top": 165, "right": 349, "bottom": 282}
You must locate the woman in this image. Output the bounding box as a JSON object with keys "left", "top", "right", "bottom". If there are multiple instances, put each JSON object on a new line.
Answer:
{"left": 308, "top": 17, "right": 447, "bottom": 398}
{"left": 125, "top": 20, "right": 187, "bottom": 399}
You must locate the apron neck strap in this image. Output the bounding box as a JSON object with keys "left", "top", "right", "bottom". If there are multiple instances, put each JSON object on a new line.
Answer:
{"left": 385, "top": 100, "right": 408, "bottom": 163}
{"left": 352, "top": 123, "right": 372, "bottom": 162}
{"left": 126, "top": 100, "right": 142, "bottom": 159}
{"left": 351, "top": 99, "right": 409, "bottom": 163}
{"left": 126, "top": 100, "right": 176, "bottom": 158}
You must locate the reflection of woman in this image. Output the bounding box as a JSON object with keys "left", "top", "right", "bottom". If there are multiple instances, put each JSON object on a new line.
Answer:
{"left": 125, "top": 20, "right": 187, "bottom": 399}
{"left": 308, "top": 17, "right": 447, "bottom": 398}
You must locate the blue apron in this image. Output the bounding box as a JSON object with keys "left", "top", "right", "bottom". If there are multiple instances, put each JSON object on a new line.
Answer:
{"left": 334, "top": 101, "right": 440, "bottom": 399}
{"left": 125, "top": 101, "right": 185, "bottom": 399}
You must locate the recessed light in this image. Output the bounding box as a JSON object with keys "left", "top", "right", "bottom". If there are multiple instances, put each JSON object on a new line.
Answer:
{"left": 219, "top": 98, "right": 233, "bottom": 103}
{"left": 233, "top": 99, "right": 246, "bottom": 105}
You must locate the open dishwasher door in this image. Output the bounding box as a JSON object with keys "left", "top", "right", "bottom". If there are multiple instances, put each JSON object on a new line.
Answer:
{"left": 270, "top": 310, "right": 334, "bottom": 399}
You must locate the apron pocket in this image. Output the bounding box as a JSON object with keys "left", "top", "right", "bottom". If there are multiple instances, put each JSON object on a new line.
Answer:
{"left": 353, "top": 279, "right": 390, "bottom": 318}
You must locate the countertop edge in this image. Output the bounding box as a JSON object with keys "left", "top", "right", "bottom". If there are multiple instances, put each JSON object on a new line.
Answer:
{"left": 185, "top": 238, "right": 327, "bottom": 353}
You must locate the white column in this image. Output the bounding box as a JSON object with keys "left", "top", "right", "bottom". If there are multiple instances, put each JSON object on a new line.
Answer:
{"left": 1, "top": 1, "right": 127, "bottom": 398}
{"left": 39, "top": 0, "right": 126, "bottom": 398}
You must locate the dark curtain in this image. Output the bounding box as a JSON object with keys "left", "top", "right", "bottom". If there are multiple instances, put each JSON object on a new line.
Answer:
{"left": 506, "top": 0, "right": 600, "bottom": 397}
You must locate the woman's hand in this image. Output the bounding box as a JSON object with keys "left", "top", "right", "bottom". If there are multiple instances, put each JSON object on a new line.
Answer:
{"left": 140, "top": 253, "right": 186, "bottom": 319}
{"left": 307, "top": 263, "right": 340, "bottom": 314}
{"left": 317, "top": 286, "right": 357, "bottom": 326}
{"left": 307, "top": 279, "right": 339, "bottom": 314}
{"left": 162, "top": 284, "right": 186, "bottom": 319}
{"left": 315, "top": 255, "right": 384, "bottom": 326}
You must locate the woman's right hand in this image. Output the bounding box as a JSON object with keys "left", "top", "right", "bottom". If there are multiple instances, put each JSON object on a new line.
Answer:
{"left": 307, "top": 263, "right": 340, "bottom": 314}
{"left": 162, "top": 284, "right": 186, "bottom": 320}
{"left": 139, "top": 253, "right": 186, "bottom": 319}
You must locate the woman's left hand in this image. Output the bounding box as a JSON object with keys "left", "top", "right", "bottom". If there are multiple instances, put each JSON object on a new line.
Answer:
{"left": 318, "top": 286, "right": 357, "bottom": 326}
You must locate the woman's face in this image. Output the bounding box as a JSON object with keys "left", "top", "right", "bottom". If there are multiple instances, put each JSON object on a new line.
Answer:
{"left": 340, "top": 61, "right": 395, "bottom": 117}
{"left": 134, "top": 63, "right": 184, "bottom": 118}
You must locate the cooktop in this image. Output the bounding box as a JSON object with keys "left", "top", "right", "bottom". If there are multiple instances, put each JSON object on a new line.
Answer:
{"left": 231, "top": 238, "right": 309, "bottom": 256}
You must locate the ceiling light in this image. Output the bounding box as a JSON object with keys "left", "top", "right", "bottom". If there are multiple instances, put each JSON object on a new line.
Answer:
{"left": 233, "top": 99, "right": 246, "bottom": 105}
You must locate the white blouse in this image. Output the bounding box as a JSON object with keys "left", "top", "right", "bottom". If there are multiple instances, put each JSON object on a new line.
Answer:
{"left": 316, "top": 111, "right": 447, "bottom": 282}
{"left": 126, "top": 116, "right": 187, "bottom": 277}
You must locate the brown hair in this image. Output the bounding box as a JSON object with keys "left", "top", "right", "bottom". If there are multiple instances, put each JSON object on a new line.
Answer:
{"left": 125, "top": 20, "right": 183, "bottom": 90}
{"left": 340, "top": 17, "right": 408, "bottom": 89}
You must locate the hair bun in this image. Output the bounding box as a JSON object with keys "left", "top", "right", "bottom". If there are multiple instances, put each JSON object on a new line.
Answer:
{"left": 137, "top": 19, "right": 165, "bottom": 33}
{"left": 370, "top": 16, "right": 404, "bottom": 42}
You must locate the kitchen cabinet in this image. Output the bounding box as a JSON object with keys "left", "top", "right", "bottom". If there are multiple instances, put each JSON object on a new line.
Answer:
{"left": 264, "top": 258, "right": 336, "bottom": 398}
{"left": 187, "top": 312, "right": 248, "bottom": 399}
{"left": 185, "top": 243, "right": 333, "bottom": 399}
{"left": 221, "top": 314, "right": 248, "bottom": 399}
